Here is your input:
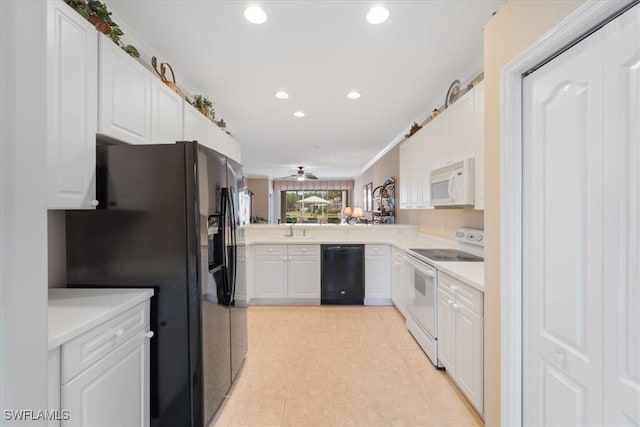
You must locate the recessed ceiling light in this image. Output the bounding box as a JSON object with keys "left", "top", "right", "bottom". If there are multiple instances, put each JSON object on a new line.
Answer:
{"left": 347, "top": 91, "right": 361, "bottom": 99}
{"left": 275, "top": 91, "right": 289, "bottom": 99}
{"left": 293, "top": 111, "right": 305, "bottom": 118}
{"left": 244, "top": 5, "right": 267, "bottom": 24}
{"left": 367, "top": 6, "right": 389, "bottom": 24}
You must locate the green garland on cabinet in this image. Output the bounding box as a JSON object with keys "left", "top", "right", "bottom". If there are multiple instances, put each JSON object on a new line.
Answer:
{"left": 64, "top": 0, "right": 139, "bottom": 58}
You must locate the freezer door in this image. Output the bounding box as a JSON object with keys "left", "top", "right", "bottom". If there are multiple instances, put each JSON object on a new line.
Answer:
{"left": 226, "top": 157, "right": 248, "bottom": 382}
{"left": 66, "top": 142, "right": 200, "bottom": 426}
{"left": 197, "top": 145, "right": 233, "bottom": 425}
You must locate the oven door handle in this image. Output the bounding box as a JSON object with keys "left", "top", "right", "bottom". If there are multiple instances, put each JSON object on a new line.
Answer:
{"left": 416, "top": 268, "right": 435, "bottom": 278}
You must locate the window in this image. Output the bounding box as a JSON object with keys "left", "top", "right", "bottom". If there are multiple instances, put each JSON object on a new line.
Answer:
{"left": 281, "top": 190, "right": 348, "bottom": 224}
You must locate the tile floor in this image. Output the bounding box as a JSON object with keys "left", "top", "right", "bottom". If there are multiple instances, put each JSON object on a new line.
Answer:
{"left": 212, "top": 306, "right": 483, "bottom": 426}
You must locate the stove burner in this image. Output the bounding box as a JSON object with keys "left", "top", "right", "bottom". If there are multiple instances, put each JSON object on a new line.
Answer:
{"left": 410, "top": 248, "right": 483, "bottom": 262}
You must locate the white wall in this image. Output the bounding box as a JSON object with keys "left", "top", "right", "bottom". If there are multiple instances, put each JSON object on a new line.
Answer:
{"left": 483, "top": 1, "right": 586, "bottom": 424}
{"left": 0, "top": 1, "right": 50, "bottom": 423}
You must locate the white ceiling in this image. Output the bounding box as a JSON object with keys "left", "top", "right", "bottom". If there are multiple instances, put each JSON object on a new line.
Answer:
{"left": 108, "top": 0, "right": 504, "bottom": 180}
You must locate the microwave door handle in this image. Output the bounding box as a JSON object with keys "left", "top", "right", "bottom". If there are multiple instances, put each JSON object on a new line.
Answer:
{"left": 447, "top": 173, "right": 455, "bottom": 200}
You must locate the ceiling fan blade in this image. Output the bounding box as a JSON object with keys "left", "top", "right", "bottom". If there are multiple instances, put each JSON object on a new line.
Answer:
{"left": 277, "top": 166, "right": 319, "bottom": 180}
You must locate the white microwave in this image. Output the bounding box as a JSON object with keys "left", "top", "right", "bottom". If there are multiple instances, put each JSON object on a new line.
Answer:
{"left": 429, "top": 158, "right": 475, "bottom": 207}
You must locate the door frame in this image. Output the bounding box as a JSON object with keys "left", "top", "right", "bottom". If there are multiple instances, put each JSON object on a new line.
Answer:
{"left": 499, "top": 1, "right": 635, "bottom": 424}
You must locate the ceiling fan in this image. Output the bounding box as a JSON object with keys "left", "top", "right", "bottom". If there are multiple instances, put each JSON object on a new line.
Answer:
{"left": 282, "top": 166, "right": 318, "bottom": 181}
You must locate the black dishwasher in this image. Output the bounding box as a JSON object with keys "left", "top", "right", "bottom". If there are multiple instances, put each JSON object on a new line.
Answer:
{"left": 321, "top": 244, "right": 364, "bottom": 305}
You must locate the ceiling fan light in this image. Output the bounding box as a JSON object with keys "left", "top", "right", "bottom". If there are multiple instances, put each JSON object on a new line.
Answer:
{"left": 244, "top": 5, "right": 267, "bottom": 24}
{"left": 297, "top": 176, "right": 305, "bottom": 181}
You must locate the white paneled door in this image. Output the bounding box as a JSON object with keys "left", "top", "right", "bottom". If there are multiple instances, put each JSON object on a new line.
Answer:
{"left": 602, "top": 6, "right": 640, "bottom": 426}
{"left": 523, "top": 5, "right": 639, "bottom": 426}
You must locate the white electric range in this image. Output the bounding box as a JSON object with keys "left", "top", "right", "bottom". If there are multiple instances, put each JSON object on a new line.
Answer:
{"left": 403, "top": 228, "right": 484, "bottom": 368}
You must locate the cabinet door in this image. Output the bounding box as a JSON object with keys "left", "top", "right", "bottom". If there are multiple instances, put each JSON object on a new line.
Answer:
{"left": 254, "top": 255, "right": 288, "bottom": 298}
{"left": 437, "top": 288, "right": 455, "bottom": 372}
{"left": 183, "top": 102, "right": 208, "bottom": 144}
{"left": 417, "top": 123, "right": 435, "bottom": 208}
{"left": 445, "top": 91, "right": 474, "bottom": 161}
{"left": 398, "top": 142, "right": 411, "bottom": 209}
{"left": 288, "top": 255, "right": 320, "bottom": 299}
{"left": 408, "top": 137, "right": 422, "bottom": 208}
{"left": 454, "top": 303, "right": 484, "bottom": 414}
{"left": 472, "top": 81, "right": 485, "bottom": 209}
{"left": 150, "top": 80, "right": 183, "bottom": 144}
{"left": 98, "top": 35, "right": 151, "bottom": 145}
{"left": 62, "top": 331, "right": 150, "bottom": 427}
{"left": 46, "top": 1, "right": 98, "bottom": 209}
{"left": 365, "top": 254, "right": 390, "bottom": 300}
{"left": 391, "top": 253, "right": 401, "bottom": 306}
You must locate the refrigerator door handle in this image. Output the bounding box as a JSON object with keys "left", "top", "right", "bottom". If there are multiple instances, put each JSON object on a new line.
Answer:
{"left": 220, "top": 189, "right": 228, "bottom": 270}
{"left": 229, "top": 190, "right": 237, "bottom": 303}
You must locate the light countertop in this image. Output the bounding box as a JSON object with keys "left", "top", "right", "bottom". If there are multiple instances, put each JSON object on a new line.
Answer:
{"left": 48, "top": 288, "right": 154, "bottom": 350}
{"left": 245, "top": 225, "right": 485, "bottom": 292}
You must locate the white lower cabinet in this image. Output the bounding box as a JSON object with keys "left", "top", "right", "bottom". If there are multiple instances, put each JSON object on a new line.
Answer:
{"left": 254, "top": 245, "right": 288, "bottom": 299}
{"left": 288, "top": 253, "right": 321, "bottom": 299}
{"left": 253, "top": 245, "right": 320, "bottom": 303}
{"left": 62, "top": 331, "right": 150, "bottom": 427}
{"left": 364, "top": 245, "right": 391, "bottom": 305}
{"left": 437, "top": 288, "right": 456, "bottom": 372}
{"left": 391, "top": 248, "right": 412, "bottom": 316}
{"left": 437, "top": 272, "right": 484, "bottom": 416}
{"left": 49, "top": 300, "right": 152, "bottom": 427}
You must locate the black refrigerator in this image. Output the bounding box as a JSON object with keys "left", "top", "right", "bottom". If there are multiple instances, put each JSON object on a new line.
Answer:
{"left": 66, "top": 141, "right": 248, "bottom": 427}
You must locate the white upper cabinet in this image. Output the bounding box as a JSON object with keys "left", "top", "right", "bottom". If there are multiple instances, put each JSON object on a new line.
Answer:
{"left": 398, "top": 81, "right": 485, "bottom": 210}
{"left": 472, "top": 81, "right": 485, "bottom": 209}
{"left": 444, "top": 90, "right": 475, "bottom": 161}
{"left": 150, "top": 80, "right": 183, "bottom": 144}
{"left": 398, "top": 143, "right": 410, "bottom": 209}
{"left": 183, "top": 102, "right": 215, "bottom": 146}
{"left": 99, "top": 33, "right": 191, "bottom": 146}
{"left": 183, "top": 102, "right": 242, "bottom": 163}
{"left": 46, "top": 0, "right": 98, "bottom": 209}
{"left": 98, "top": 34, "right": 151, "bottom": 145}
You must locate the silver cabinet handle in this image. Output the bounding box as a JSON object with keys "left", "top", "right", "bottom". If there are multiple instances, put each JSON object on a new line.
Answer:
{"left": 145, "top": 331, "right": 155, "bottom": 339}
{"left": 452, "top": 303, "right": 459, "bottom": 310}
{"left": 90, "top": 200, "right": 99, "bottom": 207}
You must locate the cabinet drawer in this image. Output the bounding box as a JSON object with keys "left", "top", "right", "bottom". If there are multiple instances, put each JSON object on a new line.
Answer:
{"left": 254, "top": 245, "right": 287, "bottom": 256}
{"left": 365, "top": 245, "right": 390, "bottom": 256}
{"left": 287, "top": 245, "right": 320, "bottom": 256}
{"left": 61, "top": 301, "right": 150, "bottom": 383}
{"left": 439, "top": 272, "right": 483, "bottom": 316}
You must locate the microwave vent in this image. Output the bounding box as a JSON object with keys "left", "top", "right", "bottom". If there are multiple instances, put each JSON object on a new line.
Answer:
{"left": 430, "top": 158, "right": 473, "bottom": 176}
